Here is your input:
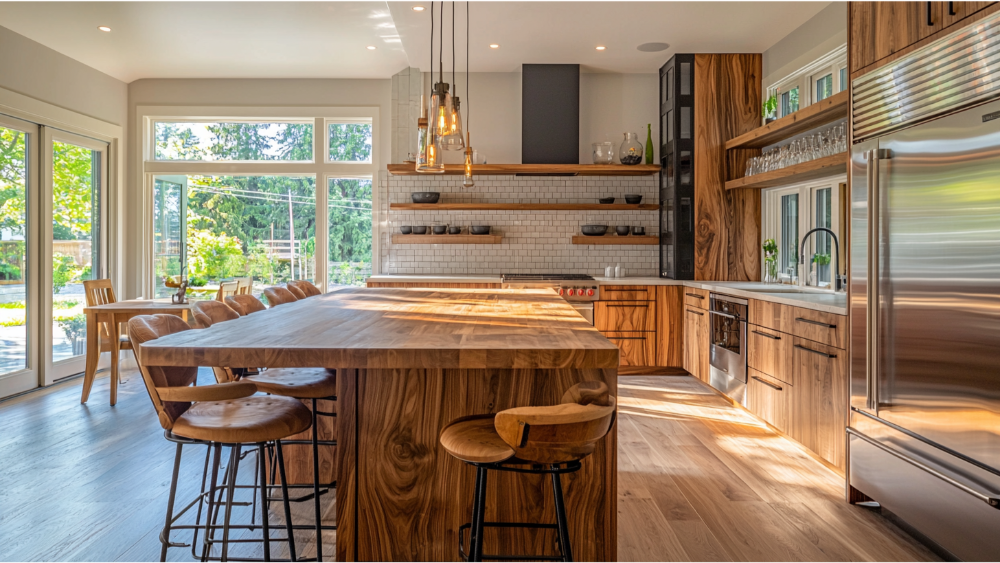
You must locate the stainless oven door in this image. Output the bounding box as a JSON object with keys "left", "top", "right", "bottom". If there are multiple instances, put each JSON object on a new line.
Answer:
{"left": 572, "top": 302, "right": 594, "bottom": 325}
{"left": 709, "top": 302, "right": 748, "bottom": 404}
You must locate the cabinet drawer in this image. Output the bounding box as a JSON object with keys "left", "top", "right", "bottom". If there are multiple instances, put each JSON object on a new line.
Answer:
{"left": 749, "top": 299, "right": 786, "bottom": 332}
{"left": 790, "top": 337, "right": 848, "bottom": 470}
{"left": 682, "top": 288, "right": 709, "bottom": 309}
{"left": 595, "top": 301, "right": 656, "bottom": 332}
{"left": 601, "top": 285, "right": 654, "bottom": 301}
{"left": 602, "top": 331, "right": 657, "bottom": 367}
{"left": 788, "top": 307, "right": 846, "bottom": 349}
{"left": 747, "top": 368, "right": 790, "bottom": 433}
{"left": 748, "top": 326, "right": 792, "bottom": 385}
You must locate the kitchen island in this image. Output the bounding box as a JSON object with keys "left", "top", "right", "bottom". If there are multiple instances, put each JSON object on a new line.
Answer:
{"left": 138, "top": 287, "right": 620, "bottom": 562}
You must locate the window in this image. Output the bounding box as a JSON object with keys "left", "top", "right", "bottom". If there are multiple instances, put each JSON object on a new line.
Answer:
{"left": 815, "top": 73, "right": 833, "bottom": 102}
{"left": 767, "top": 45, "right": 846, "bottom": 118}
{"left": 143, "top": 109, "right": 378, "bottom": 298}
{"left": 839, "top": 67, "right": 848, "bottom": 93}
{"left": 780, "top": 86, "right": 800, "bottom": 117}
{"left": 762, "top": 177, "right": 844, "bottom": 287}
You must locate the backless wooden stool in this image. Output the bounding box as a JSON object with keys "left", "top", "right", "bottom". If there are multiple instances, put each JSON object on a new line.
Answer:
{"left": 440, "top": 381, "right": 617, "bottom": 562}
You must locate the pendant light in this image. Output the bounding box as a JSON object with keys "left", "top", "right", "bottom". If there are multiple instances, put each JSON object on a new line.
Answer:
{"left": 441, "top": 2, "right": 466, "bottom": 151}
{"left": 428, "top": 2, "right": 454, "bottom": 154}
{"left": 462, "top": 2, "right": 475, "bottom": 188}
{"left": 416, "top": 3, "right": 444, "bottom": 173}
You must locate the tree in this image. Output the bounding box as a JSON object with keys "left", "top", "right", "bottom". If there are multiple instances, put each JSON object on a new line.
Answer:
{"left": 0, "top": 127, "right": 26, "bottom": 237}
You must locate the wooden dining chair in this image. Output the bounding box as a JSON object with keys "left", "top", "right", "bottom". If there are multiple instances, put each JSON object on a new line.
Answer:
{"left": 193, "top": 300, "right": 240, "bottom": 328}
{"left": 234, "top": 276, "right": 253, "bottom": 295}
{"left": 284, "top": 283, "right": 307, "bottom": 300}
{"left": 216, "top": 281, "right": 240, "bottom": 302}
{"left": 440, "top": 381, "right": 617, "bottom": 562}
{"left": 224, "top": 294, "right": 267, "bottom": 316}
{"left": 287, "top": 280, "right": 322, "bottom": 297}
{"left": 263, "top": 286, "right": 298, "bottom": 307}
{"left": 129, "top": 314, "right": 312, "bottom": 562}
{"left": 81, "top": 279, "right": 134, "bottom": 404}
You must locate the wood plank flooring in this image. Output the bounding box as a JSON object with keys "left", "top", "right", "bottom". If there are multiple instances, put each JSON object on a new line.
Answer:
{"left": 0, "top": 370, "right": 937, "bottom": 561}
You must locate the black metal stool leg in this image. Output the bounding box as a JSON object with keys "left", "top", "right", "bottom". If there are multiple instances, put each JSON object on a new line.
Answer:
{"left": 255, "top": 443, "right": 271, "bottom": 562}
{"left": 160, "top": 442, "right": 184, "bottom": 562}
{"left": 312, "top": 398, "right": 323, "bottom": 562}
{"left": 202, "top": 443, "right": 224, "bottom": 562}
{"left": 472, "top": 465, "right": 489, "bottom": 562}
{"left": 275, "top": 440, "right": 298, "bottom": 562}
{"left": 551, "top": 466, "right": 573, "bottom": 563}
{"left": 221, "top": 444, "right": 242, "bottom": 562}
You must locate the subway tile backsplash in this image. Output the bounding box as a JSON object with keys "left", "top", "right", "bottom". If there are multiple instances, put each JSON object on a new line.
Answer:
{"left": 378, "top": 173, "right": 660, "bottom": 276}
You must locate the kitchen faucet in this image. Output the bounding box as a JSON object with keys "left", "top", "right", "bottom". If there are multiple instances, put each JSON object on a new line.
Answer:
{"left": 799, "top": 227, "right": 845, "bottom": 292}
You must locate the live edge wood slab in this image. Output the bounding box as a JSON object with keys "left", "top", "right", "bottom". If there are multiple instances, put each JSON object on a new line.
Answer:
{"left": 138, "top": 287, "right": 620, "bottom": 562}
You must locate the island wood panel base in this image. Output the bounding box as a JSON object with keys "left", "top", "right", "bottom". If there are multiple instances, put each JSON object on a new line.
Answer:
{"left": 271, "top": 398, "right": 337, "bottom": 486}
{"left": 336, "top": 366, "right": 618, "bottom": 562}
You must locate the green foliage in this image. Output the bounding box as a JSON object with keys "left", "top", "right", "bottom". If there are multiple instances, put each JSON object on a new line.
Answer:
{"left": 0, "top": 261, "right": 20, "bottom": 280}
{"left": 762, "top": 238, "right": 778, "bottom": 256}
{"left": 763, "top": 93, "right": 778, "bottom": 119}
{"left": 0, "top": 301, "right": 24, "bottom": 309}
{"left": 188, "top": 276, "right": 208, "bottom": 287}
{"left": 186, "top": 227, "right": 245, "bottom": 281}
{"left": 52, "top": 141, "right": 95, "bottom": 240}
{"left": 1, "top": 316, "right": 25, "bottom": 327}
{"left": 52, "top": 254, "right": 79, "bottom": 294}
{"left": 812, "top": 253, "right": 831, "bottom": 266}
{"left": 57, "top": 314, "right": 87, "bottom": 340}
{"left": 0, "top": 127, "right": 26, "bottom": 237}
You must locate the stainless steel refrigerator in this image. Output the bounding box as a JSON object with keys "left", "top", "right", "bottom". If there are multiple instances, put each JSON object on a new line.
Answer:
{"left": 850, "top": 20, "right": 1000, "bottom": 557}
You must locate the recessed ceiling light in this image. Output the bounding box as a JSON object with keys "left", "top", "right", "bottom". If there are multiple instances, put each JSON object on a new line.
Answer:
{"left": 367, "top": 45, "right": 377, "bottom": 50}
{"left": 637, "top": 42, "right": 670, "bottom": 53}
{"left": 595, "top": 45, "right": 606, "bottom": 51}
{"left": 489, "top": 44, "right": 499, "bottom": 49}
{"left": 97, "top": 26, "right": 111, "bottom": 32}
{"left": 412, "top": 5, "right": 425, "bottom": 11}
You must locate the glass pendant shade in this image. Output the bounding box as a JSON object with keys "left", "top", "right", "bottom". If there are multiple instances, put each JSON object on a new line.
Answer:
{"left": 442, "top": 97, "right": 466, "bottom": 151}
{"left": 416, "top": 96, "right": 444, "bottom": 173}
{"left": 462, "top": 133, "right": 475, "bottom": 188}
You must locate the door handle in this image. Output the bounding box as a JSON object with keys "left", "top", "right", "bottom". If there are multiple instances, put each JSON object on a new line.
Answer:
{"left": 685, "top": 293, "right": 705, "bottom": 299}
{"left": 949, "top": 1, "right": 957, "bottom": 15}
{"left": 611, "top": 336, "right": 646, "bottom": 341}
{"left": 795, "top": 344, "right": 837, "bottom": 358}
{"left": 752, "top": 330, "right": 781, "bottom": 340}
{"left": 686, "top": 309, "right": 704, "bottom": 316}
{"left": 794, "top": 317, "right": 836, "bottom": 329}
{"left": 866, "top": 148, "right": 883, "bottom": 412}
{"left": 751, "top": 375, "right": 782, "bottom": 391}
{"left": 606, "top": 304, "right": 649, "bottom": 308}
{"left": 709, "top": 310, "right": 737, "bottom": 320}
{"left": 927, "top": 1, "right": 934, "bottom": 26}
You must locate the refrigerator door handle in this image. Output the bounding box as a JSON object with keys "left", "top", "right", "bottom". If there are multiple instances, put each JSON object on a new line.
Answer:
{"left": 866, "top": 148, "right": 880, "bottom": 412}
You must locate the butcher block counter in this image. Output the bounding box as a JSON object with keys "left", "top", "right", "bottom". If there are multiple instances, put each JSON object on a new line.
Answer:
{"left": 138, "top": 287, "right": 620, "bottom": 562}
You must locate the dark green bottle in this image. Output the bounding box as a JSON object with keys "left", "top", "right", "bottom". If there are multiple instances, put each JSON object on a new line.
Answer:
{"left": 645, "top": 124, "right": 654, "bottom": 165}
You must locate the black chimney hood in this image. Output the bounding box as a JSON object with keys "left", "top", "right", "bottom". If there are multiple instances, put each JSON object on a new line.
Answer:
{"left": 521, "top": 64, "right": 580, "bottom": 167}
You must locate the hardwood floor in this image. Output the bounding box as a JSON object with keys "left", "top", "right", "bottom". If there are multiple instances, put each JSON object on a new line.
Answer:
{"left": 0, "top": 370, "right": 937, "bottom": 561}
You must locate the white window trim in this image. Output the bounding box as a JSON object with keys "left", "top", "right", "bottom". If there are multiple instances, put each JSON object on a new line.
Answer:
{"left": 768, "top": 44, "right": 847, "bottom": 118}
{"left": 136, "top": 105, "right": 380, "bottom": 298}
{"left": 761, "top": 174, "right": 846, "bottom": 287}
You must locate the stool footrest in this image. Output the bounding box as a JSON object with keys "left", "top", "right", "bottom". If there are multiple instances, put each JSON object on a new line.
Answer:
{"left": 458, "top": 522, "right": 565, "bottom": 562}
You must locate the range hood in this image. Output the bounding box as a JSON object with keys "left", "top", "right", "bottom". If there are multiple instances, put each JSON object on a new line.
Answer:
{"left": 521, "top": 64, "right": 580, "bottom": 169}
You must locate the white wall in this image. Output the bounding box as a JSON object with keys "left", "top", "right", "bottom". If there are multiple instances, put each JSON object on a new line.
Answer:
{"left": 762, "top": 2, "right": 847, "bottom": 89}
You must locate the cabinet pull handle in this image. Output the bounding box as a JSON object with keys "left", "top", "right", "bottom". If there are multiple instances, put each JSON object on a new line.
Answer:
{"left": 606, "top": 304, "right": 649, "bottom": 308}
{"left": 685, "top": 293, "right": 705, "bottom": 299}
{"left": 611, "top": 336, "right": 646, "bottom": 341}
{"left": 927, "top": 1, "right": 934, "bottom": 25}
{"left": 795, "top": 317, "right": 836, "bottom": 329}
{"left": 686, "top": 309, "right": 704, "bottom": 316}
{"left": 795, "top": 344, "right": 837, "bottom": 358}
{"left": 752, "top": 330, "right": 781, "bottom": 340}
{"left": 752, "top": 376, "right": 782, "bottom": 391}
{"left": 949, "top": 1, "right": 957, "bottom": 15}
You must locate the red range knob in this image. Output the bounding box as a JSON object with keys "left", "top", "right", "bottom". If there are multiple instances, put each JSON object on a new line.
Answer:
{"left": 558, "top": 288, "right": 565, "bottom": 295}
{"left": 568, "top": 289, "right": 575, "bottom": 296}
{"left": 587, "top": 289, "right": 595, "bottom": 296}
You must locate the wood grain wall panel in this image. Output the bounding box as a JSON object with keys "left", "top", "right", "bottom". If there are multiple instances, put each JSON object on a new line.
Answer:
{"left": 280, "top": 398, "right": 336, "bottom": 485}
{"left": 693, "top": 54, "right": 762, "bottom": 281}
{"left": 655, "top": 286, "right": 684, "bottom": 367}
{"left": 336, "top": 368, "right": 358, "bottom": 563}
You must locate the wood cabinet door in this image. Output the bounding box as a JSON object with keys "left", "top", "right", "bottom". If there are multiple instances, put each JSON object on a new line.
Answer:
{"left": 682, "top": 288, "right": 710, "bottom": 310}
{"left": 789, "top": 337, "right": 848, "bottom": 470}
{"left": 601, "top": 286, "right": 655, "bottom": 301}
{"left": 850, "top": 2, "right": 936, "bottom": 72}
{"left": 602, "top": 331, "right": 656, "bottom": 367}
{"left": 595, "top": 301, "right": 656, "bottom": 332}
{"left": 747, "top": 368, "right": 790, "bottom": 433}
{"left": 656, "top": 286, "right": 684, "bottom": 367}
{"left": 747, "top": 325, "right": 792, "bottom": 384}
{"left": 940, "top": 1, "right": 993, "bottom": 29}
{"left": 683, "top": 307, "right": 707, "bottom": 381}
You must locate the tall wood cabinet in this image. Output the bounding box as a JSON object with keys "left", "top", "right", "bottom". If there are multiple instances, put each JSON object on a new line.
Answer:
{"left": 682, "top": 288, "right": 710, "bottom": 383}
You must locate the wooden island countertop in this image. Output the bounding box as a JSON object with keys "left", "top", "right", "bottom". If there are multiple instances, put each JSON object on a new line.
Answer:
{"left": 137, "top": 288, "right": 620, "bottom": 562}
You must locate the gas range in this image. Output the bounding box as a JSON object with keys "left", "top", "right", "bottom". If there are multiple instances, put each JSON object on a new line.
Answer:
{"left": 500, "top": 273, "right": 600, "bottom": 301}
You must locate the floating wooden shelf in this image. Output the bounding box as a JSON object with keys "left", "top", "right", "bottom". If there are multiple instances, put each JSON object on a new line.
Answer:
{"left": 390, "top": 203, "right": 659, "bottom": 211}
{"left": 725, "top": 152, "right": 848, "bottom": 190}
{"left": 392, "top": 234, "right": 502, "bottom": 244}
{"left": 387, "top": 163, "right": 660, "bottom": 176}
{"left": 571, "top": 234, "right": 660, "bottom": 245}
{"left": 726, "top": 90, "right": 848, "bottom": 150}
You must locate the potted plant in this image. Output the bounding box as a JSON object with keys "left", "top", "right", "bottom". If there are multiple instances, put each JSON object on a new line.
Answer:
{"left": 812, "top": 252, "right": 831, "bottom": 285}
{"left": 57, "top": 314, "right": 87, "bottom": 356}
{"left": 762, "top": 238, "right": 779, "bottom": 283}
{"left": 763, "top": 91, "right": 778, "bottom": 124}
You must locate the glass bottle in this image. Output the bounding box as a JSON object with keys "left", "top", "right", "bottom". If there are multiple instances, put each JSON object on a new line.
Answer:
{"left": 419, "top": 90, "right": 446, "bottom": 173}
{"left": 619, "top": 132, "right": 643, "bottom": 165}
{"left": 441, "top": 97, "right": 466, "bottom": 151}
{"left": 462, "top": 133, "right": 475, "bottom": 188}
{"left": 645, "top": 124, "right": 654, "bottom": 165}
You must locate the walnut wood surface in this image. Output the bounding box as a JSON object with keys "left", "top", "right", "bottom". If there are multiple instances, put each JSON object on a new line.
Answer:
{"left": 366, "top": 281, "right": 501, "bottom": 289}
{"left": 725, "top": 91, "right": 849, "bottom": 150}
{"left": 724, "top": 152, "right": 848, "bottom": 190}
{"left": 693, "top": 54, "right": 762, "bottom": 282}
{"left": 747, "top": 368, "right": 791, "bottom": 433}
{"left": 391, "top": 202, "right": 659, "bottom": 211}
{"left": 600, "top": 286, "right": 654, "bottom": 301}
{"left": 338, "top": 367, "right": 617, "bottom": 562}
{"left": 600, "top": 332, "right": 656, "bottom": 367}
{"left": 139, "top": 288, "right": 619, "bottom": 370}
{"left": 789, "top": 337, "right": 848, "bottom": 470}
{"left": 387, "top": 163, "right": 659, "bottom": 176}
{"left": 571, "top": 235, "right": 659, "bottom": 245}
{"left": 747, "top": 325, "right": 792, "bottom": 385}
{"left": 683, "top": 308, "right": 710, "bottom": 382}
{"left": 682, "top": 287, "right": 710, "bottom": 310}
{"left": 595, "top": 301, "right": 656, "bottom": 332}
{"left": 655, "top": 286, "right": 684, "bottom": 368}
{"left": 749, "top": 299, "right": 846, "bottom": 349}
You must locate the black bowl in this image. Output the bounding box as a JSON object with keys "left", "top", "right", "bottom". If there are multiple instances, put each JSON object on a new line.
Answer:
{"left": 470, "top": 226, "right": 491, "bottom": 235}
{"left": 411, "top": 192, "right": 441, "bottom": 204}
{"left": 411, "top": 226, "right": 428, "bottom": 235}
{"left": 616, "top": 226, "right": 630, "bottom": 236}
{"left": 624, "top": 194, "right": 642, "bottom": 204}
{"left": 581, "top": 225, "right": 608, "bottom": 236}
{"left": 598, "top": 197, "right": 615, "bottom": 204}
{"left": 632, "top": 226, "right": 646, "bottom": 236}
{"left": 433, "top": 225, "right": 447, "bottom": 235}
{"left": 448, "top": 226, "right": 462, "bottom": 234}
{"left": 400, "top": 226, "right": 412, "bottom": 234}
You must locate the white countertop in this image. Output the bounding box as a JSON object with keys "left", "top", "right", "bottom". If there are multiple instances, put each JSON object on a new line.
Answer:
{"left": 367, "top": 275, "right": 848, "bottom": 315}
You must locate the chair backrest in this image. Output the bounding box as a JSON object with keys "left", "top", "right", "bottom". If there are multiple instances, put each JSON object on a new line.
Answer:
{"left": 234, "top": 276, "right": 253, "bottom": 295}
{"left": 264, "top": 286, "right": 298, "bottom": 307}
{"left": 494, "top": 381, "right": 616, "bottom": 464}
{"left": 285, "top": 283, "right": 307, "bottom": 300}
{"left": 83, "top": 279, "right": 117, "bottom": 307}
{"left": 128, "top": 314, "right": 200, "bottom": 430}
{"left": 225, "top": 294, "right": 266, "bottom": 316}
{"left": 288, "top": 280, "right": 321, "bottom": 297}
{"left": 216, "top": 281, "right": 240, "bottom": 302}
{"left": 193, "top": 300, "right": 240, "bottom": 328}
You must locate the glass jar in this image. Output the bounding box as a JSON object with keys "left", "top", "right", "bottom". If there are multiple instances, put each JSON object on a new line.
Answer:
{"left": 619, "top": 132, "right": 643, "bottom": 165}
{"left": 592, "top": 142, "right": 614, "bottom": 164}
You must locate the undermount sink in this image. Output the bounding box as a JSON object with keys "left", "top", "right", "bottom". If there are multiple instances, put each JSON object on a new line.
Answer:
{"left": 737, "top": 285, "right": 827, "bottom": 294}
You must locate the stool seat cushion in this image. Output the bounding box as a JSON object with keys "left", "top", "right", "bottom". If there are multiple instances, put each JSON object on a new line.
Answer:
{"left": 439, "top": 414, "right": 515, "bottom": 464}
{"left": 242, "top": 367, "right": 337, "bottom": 399}
{"left": 172, "top": 395, "right": 312, "bottom": 443}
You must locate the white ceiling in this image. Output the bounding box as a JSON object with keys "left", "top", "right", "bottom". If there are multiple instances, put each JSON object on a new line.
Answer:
{"left": 0, "top": 1, "right": 830, "bottom": 83}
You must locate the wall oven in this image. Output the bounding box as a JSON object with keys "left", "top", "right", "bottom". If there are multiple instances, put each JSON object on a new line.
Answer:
{"left": 708, "top": 293, "right": 748, "bottom": 405}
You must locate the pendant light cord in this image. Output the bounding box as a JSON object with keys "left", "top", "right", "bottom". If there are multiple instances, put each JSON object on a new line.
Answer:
{"left": 452, "top": 2, "right": 456, "bottom": 97}
{"left": 429, "top": 2, "right": 434, "bottom": 88}
{"left": 467, "top": 1, "right": 470, "bottom": 130}
{"left": 439, "top": 1, "right": 443, "bottom": 83}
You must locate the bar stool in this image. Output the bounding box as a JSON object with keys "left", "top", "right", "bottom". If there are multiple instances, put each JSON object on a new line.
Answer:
{"left": 284, "top": 283, "right": 308, "bottom": 300}
{"left": 439, "top": 381, "right": 617, "bottom": 562}
{"left": 128, "top": 314, "right": 312, "bottom": 562}
{"left": 263, "top": 287, "right": 298, "bottom": 307}
{"left": 225, "top": 294, "right": 267, "bottom": 316}
{"left": 287, "top": 280, "right": 321, "bottom": 297}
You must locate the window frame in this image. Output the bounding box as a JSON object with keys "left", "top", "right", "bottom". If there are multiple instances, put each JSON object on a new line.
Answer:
{"left": 138, "top": 106, "right": 380, "bottom": 298}
{"left": 767, "top": 45, "right": 847, "bottom": 118}
{"left": 761, "top": 175, "right": 845, "bottom": 288}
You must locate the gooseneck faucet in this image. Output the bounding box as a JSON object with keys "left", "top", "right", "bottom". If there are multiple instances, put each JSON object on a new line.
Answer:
{"left": 799, "top": 227, "right": 845, "bottom": 292}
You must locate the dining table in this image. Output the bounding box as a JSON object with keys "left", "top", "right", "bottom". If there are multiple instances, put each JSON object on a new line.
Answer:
{"left": 81, "top": 298, "right": 197, "bottom": 406}
{"left": 137, "top": 287, "right": 620, "bottom": 562}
